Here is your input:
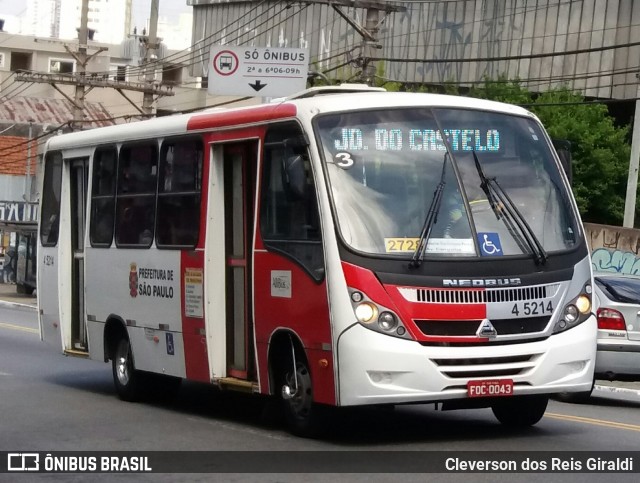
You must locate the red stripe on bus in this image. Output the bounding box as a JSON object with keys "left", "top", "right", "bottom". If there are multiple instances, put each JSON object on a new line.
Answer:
{"left": 180, "top": 250, "right": 210, "bottom": 382}
{"left": 227, "top": 258, "right": 246, "bottom": 267}
{"left": 187, "top": 103, "right": 297, "bottom": 131}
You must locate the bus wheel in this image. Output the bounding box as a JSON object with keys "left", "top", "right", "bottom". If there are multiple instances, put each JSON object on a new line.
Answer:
{"left": 112, "top": 338, "right": 144, "bottom": 402}
{"left": 491, "top": 395, "right": 548, "bottom": 427}
{"left": 280, "top": 357, "right": 324, "bottom": 437}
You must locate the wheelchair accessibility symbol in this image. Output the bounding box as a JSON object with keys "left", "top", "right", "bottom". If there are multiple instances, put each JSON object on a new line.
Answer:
{"left": 477, "top": 232, "right": 503, "bottom": 256}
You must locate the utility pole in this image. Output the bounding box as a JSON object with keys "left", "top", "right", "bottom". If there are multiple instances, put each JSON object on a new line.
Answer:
{"left": 325, "top": 1, "right": 404, "bottom": 86}
{"left": 72, "top": 0, "right": 90, "bottom": 130}
{"left": 623, "top": 80, "right": 640, "bottom": 227}
{"left": 24, "top": 120, "right": 33, "bottom": 202}
{"left": 15, "top": 0, "right": 173, "bottom": 123}
{"left": 361, "top": 7, "right": 380, "bottom": 85}
{"left": 142, "top": 0, "right": 160, "bottom": 116}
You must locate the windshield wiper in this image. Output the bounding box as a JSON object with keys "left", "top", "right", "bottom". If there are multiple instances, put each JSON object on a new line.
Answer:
{"left": 410, "top": 155, "right": 447, "bottom": 268}
{"left": 472, "top": 150, "right": 548, "bottom": 265}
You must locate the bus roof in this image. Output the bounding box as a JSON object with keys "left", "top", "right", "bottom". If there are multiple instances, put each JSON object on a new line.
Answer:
{"left": 45, "top": 87, "right": 534, "bottom": 152}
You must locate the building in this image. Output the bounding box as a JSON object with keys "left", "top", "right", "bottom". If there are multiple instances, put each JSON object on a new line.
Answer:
{"left": 0, "top": 24, "right": 257, "bottom": 290}
{"left": 16, "top": 0, "right": 132, "bottom": 45}
{"left": 189, "top": 0, "right": 640, "bottom": 103}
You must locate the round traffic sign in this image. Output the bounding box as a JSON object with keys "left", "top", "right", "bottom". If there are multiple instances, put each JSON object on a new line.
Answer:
{"left": 213, "top": 50, "right": 239, "bottom": 76}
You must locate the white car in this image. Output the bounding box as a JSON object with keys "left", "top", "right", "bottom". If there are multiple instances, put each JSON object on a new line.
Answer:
{"left": 556, "top": 272, "right": 640, "bottom": 403}
{"left": 593, "top": 272, "right": 640, "bottom": 380}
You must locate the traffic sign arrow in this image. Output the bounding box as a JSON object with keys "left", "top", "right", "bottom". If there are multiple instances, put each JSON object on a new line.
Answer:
{"left": 249, "top": 80, "right": 267, "bottom": 92}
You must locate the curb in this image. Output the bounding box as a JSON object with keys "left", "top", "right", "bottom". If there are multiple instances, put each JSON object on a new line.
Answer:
{"left": 594, "top": 384, "right": 640, "bottom": 400}
{"left": 0, "top": 300, "right": 37, "bottom": 310}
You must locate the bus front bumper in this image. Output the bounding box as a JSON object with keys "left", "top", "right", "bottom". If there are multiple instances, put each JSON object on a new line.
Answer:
{"left": 336, "top": 316, "right": 597, "bottom": 406}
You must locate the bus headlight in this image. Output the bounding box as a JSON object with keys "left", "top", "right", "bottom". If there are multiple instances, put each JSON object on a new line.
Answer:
{"left": 378, "top": 312, "right": 397, "bottom": 331}
{"left": 355, "top": 302, "right": 378, "bottom": 323}
{"left": 575, "top": 294, "right": 591, "bottom": 314}
{"left": 348, "top": 288, "right": 412, "bottom": 339}
{"left": 553, "top": 282, "right": 592, "bottom": 334}
{"left": 564, "top": 305, "right": 578, "bottom": 323}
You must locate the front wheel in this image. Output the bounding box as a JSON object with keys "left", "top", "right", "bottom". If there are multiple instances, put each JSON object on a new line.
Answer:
{"left": 492, "top": 395, "right": 549, "bottom": 427}
{"left": 112, "top": 338, "right": 146, "bottom": 402}
{"left": 280, "top": 357, "right": 326, "bottom": 437}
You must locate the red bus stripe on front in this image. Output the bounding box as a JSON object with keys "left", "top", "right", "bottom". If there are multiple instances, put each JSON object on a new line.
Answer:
{"left": 187, "top": 103, "right": 297, "bottom": 131}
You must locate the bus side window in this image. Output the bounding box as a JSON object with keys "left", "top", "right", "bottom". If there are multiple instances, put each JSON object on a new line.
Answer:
{"left": 260, "top": 122, "right": 324, "bottom": 281}
{"left": 40, "top": 151, "right": 63, "bottom": 247}
{"left": 90, "top": 146, "right": 117, "bottom": 247}
{"left": 156, "top": 137, "right": 203, "bottom": 248}
{"left": 115, "top": 142, "right": 158, "bottom": 247}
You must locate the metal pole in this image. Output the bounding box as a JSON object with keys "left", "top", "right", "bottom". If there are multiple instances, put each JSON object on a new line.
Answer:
{"left": 73, "top": 0, "right": 90, "bottom": 131}
{"left": 25, "top": 121, "right": 33, "bottom": 202}
{"left": 623, "top": 84, "right": 640, "bottom": 227}
{"left": 142, "top": 0, "right": 159, "bottom": 116}
{"left": 361, "top": 8, "right": 380, "bottom": 86}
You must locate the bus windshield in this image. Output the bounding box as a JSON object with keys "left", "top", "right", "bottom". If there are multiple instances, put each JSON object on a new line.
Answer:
{"left": 316, "top": 107, "right": 579, "bottom": 259}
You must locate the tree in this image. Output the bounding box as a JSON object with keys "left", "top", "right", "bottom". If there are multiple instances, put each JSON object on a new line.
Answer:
{"left": 469, "top": 78, "right": 630, "bottom": 225}
{"left": 531, "top": 88, "right": 629, "bottom": 225}
{"left": 379, "top": 76, "right": 631, "bottom": 224}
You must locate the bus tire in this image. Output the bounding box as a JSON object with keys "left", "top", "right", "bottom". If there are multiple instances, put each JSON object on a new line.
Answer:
{"left": 491, "top": 395, "right": 548, "bottom": 427}
{"left": 279, "top": 354, "right": 325, "bottom": 438}
{"left": 112, "top": 337, "right": 145, "bottom": 402}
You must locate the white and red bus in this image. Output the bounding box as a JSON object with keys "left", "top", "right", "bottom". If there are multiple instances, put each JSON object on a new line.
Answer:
{"left": 38, "top": 85, "right": 596, "bottom": 436}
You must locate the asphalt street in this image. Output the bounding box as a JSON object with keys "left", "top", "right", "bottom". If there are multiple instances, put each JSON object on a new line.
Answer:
{"left": 0, "top": 281, "right": 638, "bottom": 402}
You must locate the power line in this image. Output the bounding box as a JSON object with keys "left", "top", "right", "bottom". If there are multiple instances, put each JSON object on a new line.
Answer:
{"left": 374, "top": 37, "right": 640, "bottom": 64}
{"left": 379, "top": 0, "right": 585, "bottom": 46}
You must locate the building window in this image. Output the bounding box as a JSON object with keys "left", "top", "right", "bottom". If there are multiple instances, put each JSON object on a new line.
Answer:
{"left": 162, "top": 64, "right": 182, "bottom": 85}
{"left": 49, "top": 59, "right": 74, "bottom": 74}
{"left": 90, "top": 146, "right": 117, "bottom": 247}
{"left": 156, "top": 136, "right": 203, "bottom": 248}
{"left": 115, "top": 142, "right": 158, "bottom": 247}
{"left": 110, "top": 64, "right": 126, "bottom": 81}
{"left": 10, "top": 52, "right": 31, "bottom": 71}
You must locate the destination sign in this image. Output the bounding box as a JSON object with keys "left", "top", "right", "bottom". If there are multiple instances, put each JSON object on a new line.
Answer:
{"left": 332, "top": 128, "right": 501, "bottom": 152}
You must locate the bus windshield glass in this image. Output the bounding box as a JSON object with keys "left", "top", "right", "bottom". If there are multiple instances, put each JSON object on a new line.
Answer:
{"left": 316, "top": 107, "right": 579, "bottom": 258}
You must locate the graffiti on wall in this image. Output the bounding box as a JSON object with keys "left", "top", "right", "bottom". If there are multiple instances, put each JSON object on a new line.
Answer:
{"left": 591, "top": 248, "right": 640, "bottom": 275}
{"left": 586, "top": 223, "right": 640, "bottom": 275}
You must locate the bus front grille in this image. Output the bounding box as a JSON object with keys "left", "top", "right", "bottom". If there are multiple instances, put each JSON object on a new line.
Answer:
{"left": 415, "top": 316, "right": 550, "bottom": 336}
{"left": 398, "top": 284, "right": 560, "bottom": 304}
{"left": 431, "top": 354, "right": 539, "bottom": 379}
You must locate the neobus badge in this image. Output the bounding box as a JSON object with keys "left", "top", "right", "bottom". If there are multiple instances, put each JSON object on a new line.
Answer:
{"left": 443, "top": 278, "right": 522, "bottom": 287}
{"left": 477, "top": 319, "right": 498, "bottom": 338}
{"left": 271, "top": 270, "right": 292, "bottom": 298}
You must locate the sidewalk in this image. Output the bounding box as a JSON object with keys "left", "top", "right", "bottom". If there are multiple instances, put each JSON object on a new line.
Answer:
{"left": 0, "top": 282, "right": 38, "bottom": 309}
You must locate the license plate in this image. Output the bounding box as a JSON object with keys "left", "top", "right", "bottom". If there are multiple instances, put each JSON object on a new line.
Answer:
{"left": 467, "top": 379, "right": 514, "bottom": 398}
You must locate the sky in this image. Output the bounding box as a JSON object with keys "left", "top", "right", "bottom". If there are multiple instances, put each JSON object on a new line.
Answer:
{"left": 0, "top": 0, "right": 190, "bottom": 32}
{"left": 131, "top": 0, "right": 190, "bottom": 33}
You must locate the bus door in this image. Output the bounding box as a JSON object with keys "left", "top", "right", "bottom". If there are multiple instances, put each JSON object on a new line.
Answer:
{"left": 69, "top": 157, "right": 89, "bottom": 352}
{"left": 206, "top": 140, "right": 258, "bottom": 381}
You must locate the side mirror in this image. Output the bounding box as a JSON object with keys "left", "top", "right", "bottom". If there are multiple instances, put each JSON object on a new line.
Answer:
{"left": 282, "top": 155, "right": 306, "bottom": 199}
{"left": 552, "top": 139, "right": 572, "bottom": 185}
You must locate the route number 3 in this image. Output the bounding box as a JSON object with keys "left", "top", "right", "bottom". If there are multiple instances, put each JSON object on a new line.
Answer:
{"left": 334, "top": 152, "right": 354, "bottom": 168}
